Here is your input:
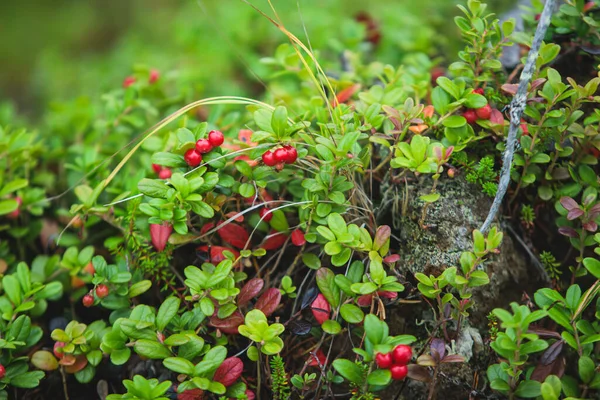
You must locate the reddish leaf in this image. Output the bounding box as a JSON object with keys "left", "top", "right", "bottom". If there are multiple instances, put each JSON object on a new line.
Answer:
{"left": 150, "top": 223, "right": 173, "bottom": 252}
{"left": 178, "top": 389, "right": 204, "bottom": 400}
{"left": 441, "top": 354, "right": 465, "bottom": 363}
{"left": 218, "top": 222, "right": 250, "bottom": 249}
{"left": 332, "top": 84, "right": 361, "bottom": 107}
{"left": 558, "top": 227, "right": 578, "bottom": 238}
{"left": 238, "top": 278, "right": 265, "bottom": 307}
{"left": 224, "top": 212, "right": 244, "bottom": 223}
{"left": 407, "top": 364, "right": 431, "bottom": 382}
{"left": 64, "top": 354, "right": 88, "bottom": 374}
{"left": 383, "top": 254, "right": 400, "bottom": 264}
{"left": 501, "top": 83, "right": 518, "bottom": 95}
{"left": 356, "top": 294, "right": 373, "bottom": 307}
{"left": 254, "top": 288, "right": 281, "bottom": 317}
{"left": 210, "top": 311, "right": 244, "bottom": 335}
{"left": 291, "top": 229, "right": 306, "bottom": 246}
{"left": 308, "top": 349, "right": 327, "bottom": 367}
{"left": 311, "top": 294, "right": 331, "bottom": 325}
{"left": 213, "top": 357, "right": 243, "bottom": 387}
{"left": 244, "top": 390, "right": 255, "bottom": 400}
{"left": 540, "top": 340, "right": 563, "bottom": 365}
{"left": 567, "top": 209, "right": 584, "bottom": 221}
{"left": 490, "top": 108, "right": 505, "bottom": 125}
{"left": 583, "top": 221, "right": 598, "bottom": 232}
{"left": 197, "top": 246, "right": 240, "bottom": 264}
{"left": 200, "top": 222, "right": 216, "bottom": 235}
{"left": 259, "top": 231, "right": 287, "bottom": 251}
{"left": 373, "top": 225, "right": 391, "bottom": 251}
{"left": 377, "top": 291, "right": 398, "bottom": 300}
{"left": 560, "top": 197, "right": 579, "bottom": 211}
{"left": 531, "top": 356, "right": 565, "bottom": 382}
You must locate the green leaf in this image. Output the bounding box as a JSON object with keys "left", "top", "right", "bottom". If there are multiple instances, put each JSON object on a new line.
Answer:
{"left": 340, "top": 304, "right": 364, "bottom": 324}
{"left": 302, "top": 253, "right": 321, "bottom": 270}
{"left": 316, "top": 268, "right": 341, "bottom": 308}
{"left": 164, "top": 357, "right": 195, "bottom": 376}
{"left": 271, "top": 106, "right": 288, "bottom": 137}
{"left": 156, "top": 297, "right": 180, "bottom": 331}
{"left": 238, "top": 183, "right": 255, "bottom": 198}
{"left": 0, "top": 179, "right": 28, "bottom": 196}
{"left": 138, "top": 179, "right": 169, "bottom": 198}
{"left": 128, "top": 280, "right": 152, "bottom": 298}
{"left": 583, "top": 258, "right": 600, "bottom": 278}
{"left": 134, "top": 339, "right": 171, "bottom": 359}
{"left": 322, "top": 320, "right": 341, "bottom": 334}
{"left": 332, "top": 359, "right": 364, "bottom": 385}
{"left": 419, "top": 193, "right": 440, "bottom": 203}
{"left": 514, "top": 380, "right": 542, "bottom": 398}
{"left": 151, "top": 152, "right": 187, "bottom": 168}
{"left": 579, "top": 356, "right": 595, "bottom": 384}
{"left": 367, "top": 369, "right": 391, "bottom": 386}
{"left": 327, "top": 213, "right": 347, "bottom": 235}
{"left": 464, "top": 93, "right": 487, "bottom": 109}
{"left": 436, "top": 77, "right": 460, "bottom": 99}
{"left": 0, "top": 199, "right": 19, "bottom": 216}
{"left": 364, "top": 314, "right": 387, "bottom": 345}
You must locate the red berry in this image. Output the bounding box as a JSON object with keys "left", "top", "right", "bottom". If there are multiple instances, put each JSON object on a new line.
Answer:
{"left": 6, "top": 196, "right": 22, "bottom": 220}
{"left": 123, "top": 76, "right": 136, "bottom": 88}
{"left": 152, "top": 164, "right": 163, "bottom": 173}
{"left": 262, "top": 151, "right": 277, "bottom": 167}
{"left": 284, "top": 146, "right": 298, "bottom": 164}
{"left": 158, "top": 168, "right": 172, "bottom": 179}
{"left": 463, "top": 109, "right": 477, "bottom": 125}
{"left": 390, "top": 364, "right": 408, "bottom": 380}
{"left": 149, "top": 69, "right": 160, "bottom": 84}
{"left": 375, "top": 352, "right": 393, "bottom": 369}
{"left": 392, "top": 345, "right": 413, "bottom": 365}
{"left": 53, "top": 342, "right": 66, "bottom": 359}
{"left": 291, "top": 229, "right": 306, "bottom": 246}
{"left": 208, "top": 130, "right": 225, "bottom": 147}
{"left": 184, "top": 149, "right": 202, "bottom": 167}
{"left": 259, "top": 208, "right": 273, "bottom": 222}
{"left": 472, "top": 88, "right": 484, "bottom": 95}
{"left": 447, "top": 168, "right": 456, "bottom": 178}
{"left": 195, "top": 139, "right": 213, "bottom": 154}
{"left": 475, "top": 104, "right": 492, "bottom": 120}
{"left": 0, "top": 364, "right": 5, "bottom": 379}
{"left": 535, "top": 13, "right": 541, "bottom": 21}
{"left": 96, "top": 284, "right": 109, "bottom": 299}
{"left": 82, "top": 294, "right": 94, "bottom": 307}
{"left": 274, "top": 148, "right": 288, "bottom": 164}
{"left": 84, "top": 262, "right": 95, "bottom": 275}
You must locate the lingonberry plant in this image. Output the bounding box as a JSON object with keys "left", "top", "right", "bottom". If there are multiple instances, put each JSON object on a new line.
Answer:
{"left": 1, "top": 0, "right": 600, "bottom": 399}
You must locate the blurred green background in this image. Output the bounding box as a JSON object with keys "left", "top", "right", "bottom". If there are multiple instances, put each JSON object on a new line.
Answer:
{"left": 0, "top": 0, "right": 514, "bottom": 120}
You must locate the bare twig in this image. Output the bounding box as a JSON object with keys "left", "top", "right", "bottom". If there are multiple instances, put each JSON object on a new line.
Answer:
{"left": 480, "top": 0, "right": 557, "bottom": 233}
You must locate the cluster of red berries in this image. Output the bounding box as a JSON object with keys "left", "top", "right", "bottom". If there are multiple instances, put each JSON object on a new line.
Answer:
{"left": 262, "top": 145, "right": 297, "bottom": 168}
{"left": 375, "top": 344, "right": 412, "bottom": 380}
{"left": 123, "top": 69, "right": 160, "bottom": 88}
{"left": 183, "top": 130, "right": 225, "bottom": 168}
{"left": 82, "top": 284, "right": 109, "bottom": 308}
{"left": 462, "top": 88, "right": 492, "bottom": 125}
{"left": 152, "top": 163, "right": 172, "bottom": 180}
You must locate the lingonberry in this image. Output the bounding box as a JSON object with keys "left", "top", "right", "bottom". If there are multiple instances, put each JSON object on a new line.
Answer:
{"left": 152, "top": 163, "right": 163, "bottom": 173}
{"left": 195, "top": 139, "right": 213, "bottom": 154}
{"left": 96, "top": 284, "right": 109, "bottom": 299}
{"left": 463, "top": 109, "right": 477, "bottom": 125}
{"left": 82, "top": 294, "right": 94, "bottom": 307}
{"left": 291, "top": 229, "right": 306, "bottom": 246}
{"left": 6, "top": 196, "right": 22, "bottom": 219}
{"left": 392, "top": 345, "right": 413, "bottom": 365}
{"left": 184, "top": 149, "right": 202, "bottom": 167}
{"left": 0, "top": 364, "right": 5, "bottom": 379}
{"left": 375, "top": 352, "right": 393, "bottom": 369}
{"left": 447, "top": 168, "right": 456, "bottom": 178}
{"left": 274, "top": 148, "right": 289, "bottom": 164}
{"left": 390, "top": 364, "right": 408, "bottom": 380}
{"left": 158, "top": 168, "right": 172, "bottom": 179}
{"left": 475, "top": 104, "right": 492, "bottom": 120}
{"left": 472, "top": 88, "right": 484, "bottom": 95}
{"left": 83, "top": 262, "right": 95, "bottom": 275}
{"left": 262, "top": 151, "right": 277, "bottom": 167}
{"left": 123, "top": 76, "right": 136, "bottom": 88}
{"left": 53, "top": 341, "right": 66, "bottom": 359}
{"left": 208, "top": 130, "right": 225, "bottom": 147}
{"left": 284, "top": 146, "right": 298, "bottom": 164}
{"left": 149, "top": 69, "right": 160, "bottom": 84}
{"left": 259, "top": 208, "right": 273, "bottom": 222}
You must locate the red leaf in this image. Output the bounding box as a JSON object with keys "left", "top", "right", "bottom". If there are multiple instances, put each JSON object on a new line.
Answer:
{"left": 244, "top": 390, "right": 255, "bottom": 400}
{"left": 291, "top": 229, "right": 306, "bottom": 246}
{"left": 331, "top": 84, "right": 361, "bottom": 107}
{"left": 383, "top": 254, "right": 400, "bottom": 264}
{"left": 407, "top": 364, "right": 431, "bottom": 382}
{"left": 254, "top": 288, "right": 281, "bottom": 317}
{"left": 311, "top": 294, "right": 331, "bottom": 325}
{"left": 259, "top": 231, "right": 287, "bottom": 251}
{"left": 373, "top": 225, "right": 391, "bottom": 251}
{"left": 490, "top": 108, "right": 505, "bottom": 125}
{"left": 560, "top": 197, "right": 579, "bottom": 211}
{"left": 356, "top": 294, "right": 373, "bottom": 307}
{"left": 197, "top": 246, "right": 240, "bottom": 264}
{"left": 218, "top": 222, "right": 250, "bottom": 249}
{"left": 225, "top": 211, "right": 244, "bottom": 223}
{"left": 200, "top": 222, "right": 216, "bottom": 235}
{"left": 150, "top": 223, "right": 173, "bottom": 252}
{"left": 213, "top": 357, "right": 243, "bottom": 387}
{"left": 308, "top": 349, "right": 327, "bottom": 367}
{"left": 238, "top": 278, "right": 265, "bottom": 307}
{"left": 377, "top": 291, "right": 398, "bottom": 300}
{"left": 64, "top": 354, "right": 88, "bottom": 374}
{"left": 178, "top": 389, "right": 204, "bottom": 400}
{"left": 210, "top": 311, "right": 244, "bottom": 334}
